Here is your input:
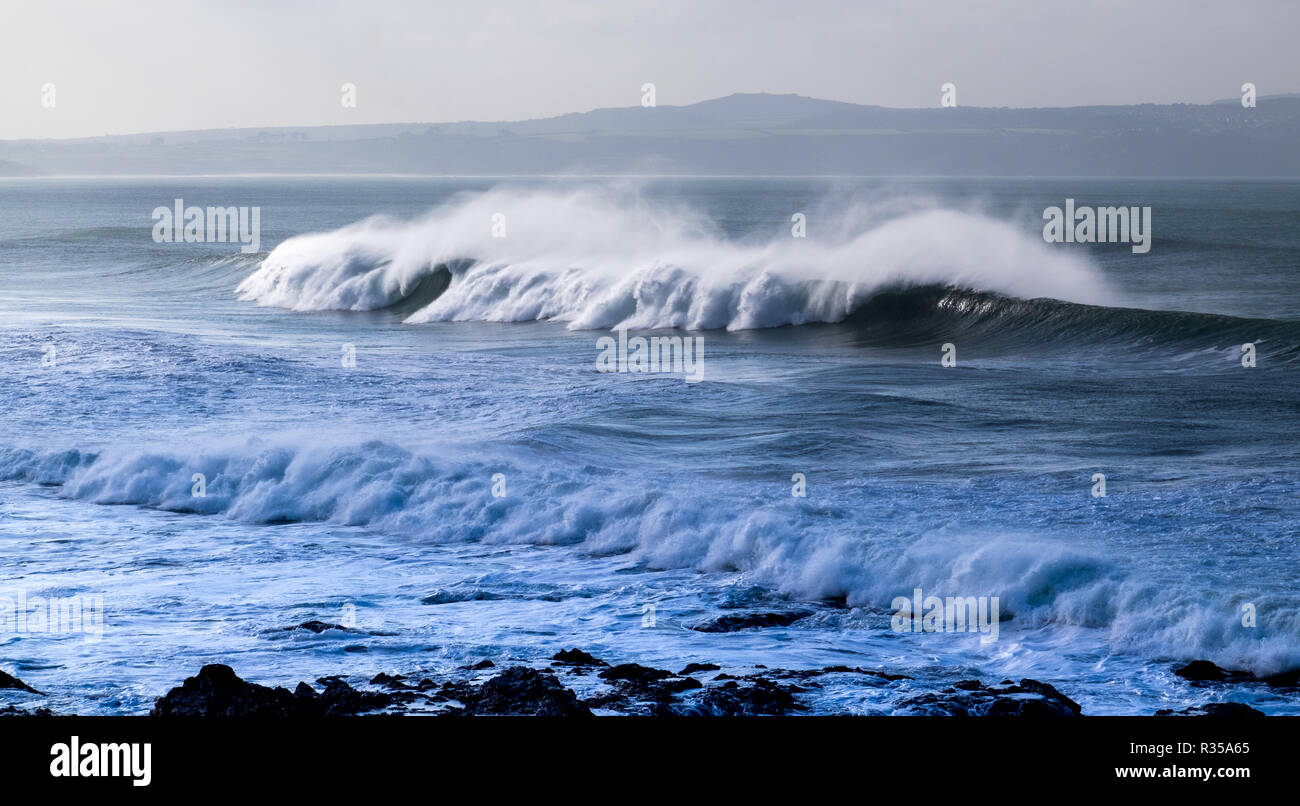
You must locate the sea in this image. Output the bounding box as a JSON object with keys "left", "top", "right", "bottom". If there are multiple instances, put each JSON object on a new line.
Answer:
{"left": 1, "top": 175, "right": 1297, "bottom": 715}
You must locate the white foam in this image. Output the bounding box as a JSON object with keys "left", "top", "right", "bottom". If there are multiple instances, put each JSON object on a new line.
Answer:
{"left": 3, "top": 438, "right": 1295, "bottom": 675}
{"left": 238, "top": 185, "right": 1112, "bottom": 330}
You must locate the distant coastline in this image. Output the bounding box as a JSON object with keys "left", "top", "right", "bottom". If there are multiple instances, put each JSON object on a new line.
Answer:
{"left": 4, "top": 93, "right": 1298, "bottom": 178}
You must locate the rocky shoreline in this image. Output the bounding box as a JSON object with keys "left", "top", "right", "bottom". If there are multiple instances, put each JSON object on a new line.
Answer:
{"left": 1, "top": 652, "right": 1285, "bottom": 717}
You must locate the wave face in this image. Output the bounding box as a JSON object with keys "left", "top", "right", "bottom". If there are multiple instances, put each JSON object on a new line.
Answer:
{"left": 3, "top": 438, "right": 1297, "bottom": 677}
{"left": 237, "top": 186, "right": 1112, "bottom": 330}
{"left": 842, "top": 286, "right": 1300, "bottom": 359}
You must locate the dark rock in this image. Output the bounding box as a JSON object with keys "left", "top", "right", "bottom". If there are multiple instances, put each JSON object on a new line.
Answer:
{"left": 1016, "top": 679, "right": 1083, "bottom": 715}
{"left": 598, "top": 663, "right": 674, "bottom": 684}
{"left": 551, "top": 649, "right": 608, "bottom": 666}
{"left": 582, "top": 692, "right": 628, "bottom": 709}
{"left": 462, "top": 660, "right": 495, "bottom": 671}
{"left": 589, "top": 663, "right": 703, "bottom": 709}
{"left": 151, "top": 664, "right": 391, "bottom": 717}
{"left": 319, "top": 679, "right": 393, "bottom": 716}
{"left": 152, "top": 664, "right": 302, "bottom": 716}
{"left": 678, "top": 663, "right": 720, "bottom": 675}
{"left": 1175, "top": 661, "right": 1299, "bottom": 688}
{"left": 775, "top": 666, "right": 911, "bottom": 683}
{"left": 894, "top": 692, "right": 974, "bottom": 716}
{"left": 0, "top": 670, "right": 43, "bottom": 696}
{"left": 0, "top": 704, "right": 53, "bottom": 716}
{"left": 434, "top": 680, "right": 475, "bottom": 703}
{"left": 682, "top": 679, "right": 803, "bottom": 716}
{"left": 983, "top": 697, "right": 1074, "bottom": 717}
{"left": 897, "top": 678, "right": 1082, "bottom": 717}
{"left": 691, "top": 610, "right": 813, "bottom": 632}
{"left": 457, "top": 667, "right": 590, "bottom": 716}
{"left": 1260, "top": 669, "right": 1300, "bottom": 688}
{"left": 1175, "top": 660, "right": 1232, "bottom": 682}
{"left": 658, "top": 677, "right": 703, "bottom": 694}
{"left": 276, "top": 620, "right": 353, "bottom": 634}
{"left": 369, "top": 672, "right": 410, "bottom": 688}
{"left": 1155, "top": 702, "right": 1266, "bottom": 718}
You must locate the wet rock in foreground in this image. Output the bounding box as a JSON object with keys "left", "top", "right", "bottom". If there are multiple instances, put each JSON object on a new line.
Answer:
{"left": 151, "top": 664, "right": 392, "bottom": 716}
{"left": 552, "top": 649, "right": 608, "bottom": 667}
{"left": 0, "top": 704, "right": 53, "bottom": 716}
{"left": 897, "top": 678, "right": 1082, "bottom": 717}
{"left": 145, "top": 652, "right": 1090, "bottom": 717}
{"left": 773, "top": 665, "right": 911, "bottom": 683}
{"left": 1174, "top": 659, "right": 1298, "bottom": 688}
{"left": 1175, "top": 660, "right": 1249, "bottom": 683}
{"left": 448, "top": 667, "right": 591, "bottom": 716}
{"left": 669, "top": 678, "right": 805, "bottom": 716}
{"left": 0, "top": 670, "right": 44, "bottom": 696}
{"left": 1155, "top": 702, "right": 1266, "bottom": 717}
{"left": 598, "top": 663, "right": 674, "bottom": 685}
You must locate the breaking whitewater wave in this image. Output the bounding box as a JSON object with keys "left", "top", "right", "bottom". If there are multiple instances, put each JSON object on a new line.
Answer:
{"left": 237, "top": 186, "right": 1111, "bottom": 330}
{"left": 3, "top": 438, "right": 1297, "bottom": 676}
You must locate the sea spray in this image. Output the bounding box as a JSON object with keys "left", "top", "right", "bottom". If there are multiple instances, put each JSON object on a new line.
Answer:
{"left": 237, "top": 185, "right": 1111, "bottom": 328}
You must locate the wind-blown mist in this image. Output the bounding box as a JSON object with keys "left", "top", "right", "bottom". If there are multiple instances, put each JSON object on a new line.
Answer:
{"left": 238, "top": 186, "right": 1111, "bottom": 330}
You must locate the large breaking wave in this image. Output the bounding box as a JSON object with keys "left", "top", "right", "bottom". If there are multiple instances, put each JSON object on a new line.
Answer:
{"left": 237, "top": 185, "right": 1113, "bottom": 330}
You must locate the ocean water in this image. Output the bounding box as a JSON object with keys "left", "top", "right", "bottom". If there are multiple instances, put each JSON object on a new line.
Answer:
{"left": 1, "top": 176, "right": 1298, "bottom": 715}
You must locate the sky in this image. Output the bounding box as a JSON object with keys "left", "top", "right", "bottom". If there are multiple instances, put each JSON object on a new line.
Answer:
{"left": 2, "top": 0, "right": 1297, "bottom": 140}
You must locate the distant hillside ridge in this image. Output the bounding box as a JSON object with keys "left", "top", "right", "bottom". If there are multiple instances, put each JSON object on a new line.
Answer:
{"left": 4, "top": 92, "right": 1298, "bottom": 176}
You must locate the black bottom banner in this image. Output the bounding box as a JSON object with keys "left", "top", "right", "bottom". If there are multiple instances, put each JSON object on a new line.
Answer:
{"left": 0, "top": 715, "right": 1288, "bottom": 794}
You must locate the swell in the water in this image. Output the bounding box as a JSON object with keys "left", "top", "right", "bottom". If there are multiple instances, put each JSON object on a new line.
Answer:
{"left": 844, "top": 286, "right": 1300, "bottom": 359}
{"left": 237, "top": 185, "right": 1114, "bottom": 330}
{"left": 2, "top": 439, "right": 1297, "bottom": 676}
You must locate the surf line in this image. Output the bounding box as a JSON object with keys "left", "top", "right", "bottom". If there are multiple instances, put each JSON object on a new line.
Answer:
{"left": 595, "top": 326, "right": 704, "bottom": 384}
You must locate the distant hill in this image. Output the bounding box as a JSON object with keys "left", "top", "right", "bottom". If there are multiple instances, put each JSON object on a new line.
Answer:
{"left": 3, "top": 92, "right": 1298, "bottom": 177}
{"left": 0, "top": 159, "right": 43, "bottom": 177}
{"left": 1211, "top": 92, "right": 1300, "bottom": 105}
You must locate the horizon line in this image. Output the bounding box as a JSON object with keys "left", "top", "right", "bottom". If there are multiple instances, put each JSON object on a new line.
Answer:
{"left": 10, "top": 90, "right": 1300, "bottom": 145}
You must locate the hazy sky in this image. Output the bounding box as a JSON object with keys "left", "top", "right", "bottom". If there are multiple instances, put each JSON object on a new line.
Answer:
{"left": 2, "top": 0, "right": 1297, "bottom": 140}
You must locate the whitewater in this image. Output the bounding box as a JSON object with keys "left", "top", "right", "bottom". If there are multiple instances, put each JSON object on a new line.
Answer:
{"left": 236, "top": 185, "right": 1111, "bottom": 328}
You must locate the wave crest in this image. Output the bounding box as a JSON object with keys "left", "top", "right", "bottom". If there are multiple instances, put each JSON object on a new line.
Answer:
{"left": 237, "top": 186, "right": 1111, "bottom": 330}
